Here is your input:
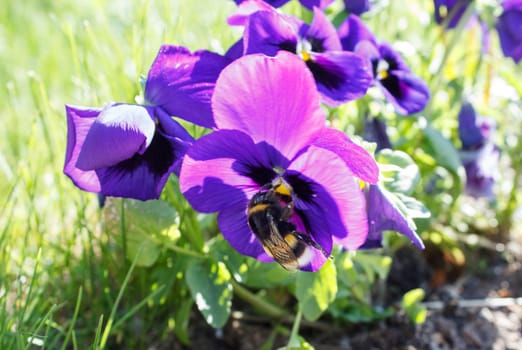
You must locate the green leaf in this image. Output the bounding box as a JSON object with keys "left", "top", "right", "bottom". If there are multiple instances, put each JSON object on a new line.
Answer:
{"left": 354, "top": 253, "right": 392, "bottom": 281}
{"left": 421, "top": 123, "right": 465, "bottom": 192}
{"left": 394, "top": 193, "right": 431, "bottom": 219}
{"left": 185, "top": 260, "right": 232, "bottom": 328}
{"left": 173, "top": 297, "right": 193, "bottom": 345}
{"left": 103, "top": 198, "right": 180, "bottom": 267}
{"left": 377, "top": 149, "right": 420, "bottom": 195}
{"left": 295, "top": 259, "right": 337, "bottom": 321}
{"left": 402, "top": 288, "right": 427, "bottom": 324}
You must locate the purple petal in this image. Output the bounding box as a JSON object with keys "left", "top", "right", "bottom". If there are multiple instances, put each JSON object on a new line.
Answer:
{"left": 76, "top": 104, "right": 155, "bottom": 171}
{"left": 343, "top": 0, "right": 371, "bottom": 15}
{"left": 354, "top": 40, "right": 380, "bottom": 62}
{"left": 212, "top": 52, "right": 326, "bottom": 160}
{"left": 64, "top": 105, "right": 102, "bottom": 192}
{"left": 496, "top": 2, "right": 522, "bottom": 63}
{"left": 311, "top": 127, "right": 379, "bottom": 184}
{"left": 458, "top": 102, "right": 484, "bottom": 149}
{"left": 434, "top": 0, "right": 472, "bottom": 29}
{"left": 228, "top": 0, "right": 278, "bottom": 26}
{"left": 144, "top": 45, "right": 230, "bottom": 128}
{"left": 306, "top": 51, "right": 372, "bottom": 105}
{"left": 299, "top": 0, "right": 334, "bottom": 10}
{"left": 286, "top": 145, "right": 368, "bottom": 250}
{"left": 301, "top": 7, "right": 342, "bottom": 52}
{"left": 378, "top": 69, "right": 430, "bottom": 115}
{"left": 244, "top": 10, "right": 299, "bottom": 56}
{"left": 217, "top": 202, "right": 268, "bottom": 262}
{"left": 65, "top": 105, "right": 191, "bottom": 201}
{"left": 180, "top": 130, "right": 275, "bottom": 213}
{"left": 361, "top": 185, "right": 424, "bottom": 249}
{"left": 338, "top": 14, "right": 377, "bottom": 52}
{"left": 461, "top": 142, "right": 499, "bottom": 200}
{"left": 225, "top": 39, "right": 244, "bottom": 60}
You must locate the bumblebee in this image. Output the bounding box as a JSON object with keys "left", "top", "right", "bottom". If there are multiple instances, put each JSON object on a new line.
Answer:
{"left": 247, "top": 180, "right": 324, "bottom": 271}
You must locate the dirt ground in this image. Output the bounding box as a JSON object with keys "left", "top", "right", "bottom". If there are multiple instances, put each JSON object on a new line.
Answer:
{"left": 155, "top": 243, "right": 522, "bottom": 350}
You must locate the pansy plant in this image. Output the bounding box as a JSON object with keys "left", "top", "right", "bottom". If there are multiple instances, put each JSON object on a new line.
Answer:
{"left": 180, "top": 52, "right": 379, "bottom": 271}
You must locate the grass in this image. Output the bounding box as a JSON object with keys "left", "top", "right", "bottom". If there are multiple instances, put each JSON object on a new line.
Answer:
{"left": 0, "top": 0, "right": 236, "bottom": 348}
{"left": 2, "top": 0, "right": 521, "bottom": 349}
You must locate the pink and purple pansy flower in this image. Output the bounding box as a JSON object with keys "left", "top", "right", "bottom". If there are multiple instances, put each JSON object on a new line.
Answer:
{"left": 64, "top": 45, "right": 230, "bottom": 200}
{"left": 229, "top": 1, "right": 373, "bottom": 106}
{"left": 179, "top": 52, "right": 379, "bottom": 271}
{"left": 338, "top": 15, "right": 430, "bottom": 115}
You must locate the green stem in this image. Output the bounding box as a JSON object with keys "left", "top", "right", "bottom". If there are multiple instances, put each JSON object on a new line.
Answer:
{"left": 425, "top": 1, "right": 476, "bottom": 119}
{"left": 163, "top": 241, "right": 209, "bottom": 259}
{"left": 231, "top": 279, "right": 287, "bottom": 319}
{"left": 287, "top": 307, "right": 303, "bottom": 348}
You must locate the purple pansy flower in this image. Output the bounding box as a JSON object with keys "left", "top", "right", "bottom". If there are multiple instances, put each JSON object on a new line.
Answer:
{"left": 64, "top": 104, "right": 193, "bottom": 200}
{"left": 338, "top": 15, "right": 430, "bottom": 115}
{"left": 458, "top": 103, "right": 500, "bottom": 199}
{"left": 433, "top": 0, "right": 473, "bottom": 29}
{"left": 361, "top": 185, "right": 424, "bottom": 249}
{"left": 180, "top": 52, "right": 379, "bottom": 271}
{"left": 232, "top": 0, "right": 334, "bottom": 10}
{"left": 344, "top": 0, "right": 371, "bottom": 16}
{"left": 237, "top": 3, "right": 372, "bottom": 106}
{"left": 64, "top": 45, "right": 229, "bottom": 200}
{"left": 496, "top": 0, "right": 522, "bottom": 64}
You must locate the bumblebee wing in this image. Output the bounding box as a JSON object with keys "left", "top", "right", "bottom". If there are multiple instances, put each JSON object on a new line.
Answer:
{"left": 260, "top": 221, "right": 300, "bottom": 271}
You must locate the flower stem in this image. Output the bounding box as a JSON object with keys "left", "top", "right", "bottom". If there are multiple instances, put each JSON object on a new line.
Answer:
{"left": 426, "top": 1, "right": 476, "bottom": 119}
{"left": 287, "top": 306, "right": 303, "bottom": 348}
{"left": 163, "top": 241, "right": 209, "bottom": 259}
{"left": 230, "top": 279, "right": 287, "bottom": 319}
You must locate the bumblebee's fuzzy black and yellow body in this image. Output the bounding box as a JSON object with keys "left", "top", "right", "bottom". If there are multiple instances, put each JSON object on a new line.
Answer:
{"left": 247, "top": 182, "right": 322, "bottom": 271}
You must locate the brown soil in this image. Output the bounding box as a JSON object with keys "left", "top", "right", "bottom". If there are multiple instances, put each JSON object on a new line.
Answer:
{"left": 151, "top": 245, "right": 522, "bottom": 350}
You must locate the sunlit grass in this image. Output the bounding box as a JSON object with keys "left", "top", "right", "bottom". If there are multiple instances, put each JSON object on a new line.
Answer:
{"left": 0, "top": 0, "right": 236, "bottom": 348}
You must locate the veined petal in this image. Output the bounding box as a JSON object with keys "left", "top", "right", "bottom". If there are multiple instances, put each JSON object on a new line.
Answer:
{"left": 180, "top": 130, "right": 276, "bottom": 213}
{"left": 299, "top": 0, "right": 334, "bottom": 10}
{"left": 212, "top": 52, "right": 326, "bottom": 160}
{"left": 306, "top": 51, "right": 372, "bottom": 105}
{"left": 64, "top": 105, "right": 102, "bottom": 192}
{"left": 303, "top": 7, "right": 341, "bottom": 52}
{"left": 144, "top": 45, "right": 230, "bottom": 128}
{"left": 244, "top": 10, "right": 299, "bottom": 56}
{"left": 286, "top": 145, "right": 368, "bottom": 250}
{"left": 311, "top": 127, "right": 379, "bottom": 183}
{"left": 76, "top": 104, "right": 155, "bottom": 171}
